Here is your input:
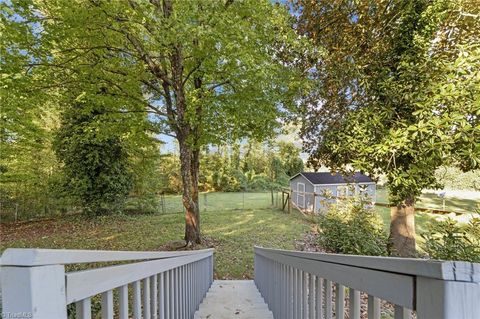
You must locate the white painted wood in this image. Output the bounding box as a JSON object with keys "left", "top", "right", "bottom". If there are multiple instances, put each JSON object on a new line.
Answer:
{"left": 1, "top": 265, "right": 67, "bottom": 319}
{"left": 174, "top": 267, "right": 179, "bottom": 318}
{"left": 416, "top": 277, "right": 480, "bottom": 319}
{"left": 133, "top": 280, "right": 142, "bottom": 319}
{"left": 118, "top": 285, "right": 129, "bottom": 319}
{"left": 256, "top": 248, "right": 414, "bottom": 308}
{"left": 151, "top": 275, "right": 158, "bottom": 319}
{"left": 309, "top": 274, "right": 315, "bottom": 319}
{"left": 158, "top": 273, "right": 165, "bottom": 319}
{"left": 394, "top": 305, "right": 410, "bottom": 319}
{"left": 325, "top": 279, "right": 332, "bottom": 319}
{"left": 195, "top": 280, "right": 273, "bottom": 319}
{"left": 302, "top": 271, "right": 308, "bottom": 318}
{"left": 367, "top": 295, "right": 380, "bottom": 319}
{"left": 143, "top": 277, "right": 151, "bottom": 319}
{"left": 66, "top": 252, "right": 211, "bottom": 303}
{"left": 75, "top": 298, "right": 91, "bottom": 319}
{"left": 0, "top": 248, "right": 214, "bottom": 266}
{"left": 335, "top": 283, "right": 345, "bottom": 319}
{"left": 254, "top": 246, "right": 479, "bottom": 282}
{"left": 349, "top": 288, "right": 360, "bottom": 319}
{"left": 316, "top": 275, "right": 323, "bottom": 318}
{"left": 289, "top": 266, "right": 294, "bottom": 319}
{"left": 101, "top": 290, "right": 113, "bottom": 319}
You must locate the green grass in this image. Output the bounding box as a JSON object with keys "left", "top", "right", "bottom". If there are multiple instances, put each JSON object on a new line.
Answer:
{"left": 375, "top": 188, "right": 478, "bottom": 213}
{"left": 2, "top": 190, "right": 477, "bottom": 276}
{"left": 374, "top": 187, "right": 478, "bottom": 246}
{"left": 0, "top": 207, "right": 309, "bottom": 279}
{"left": 127, "top": 191, "right": 282, "bottom": 214}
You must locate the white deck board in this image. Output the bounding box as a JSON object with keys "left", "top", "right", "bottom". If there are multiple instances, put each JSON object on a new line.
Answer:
{"left": 194, "top": 280, "right": 273, "bottom": 319}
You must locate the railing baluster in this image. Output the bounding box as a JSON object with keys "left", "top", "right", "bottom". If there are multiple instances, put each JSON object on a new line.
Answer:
{"left": 296, "top": 268, "right": 301, "bottom": 318}
{"left": 173, "top": 268, "right": 178, "bottom": 318}
{"left": 302, "top": 271, "right": 308, "bottom": 318}
{"left": 189, "top": 263, "right": 193, "bottom": 317}
{"left": 325, "top": 279, "right": 332, "bottom": 319}
{"left": 165, "top": 270, "right": 170, "bottom": 318}
{"left": 335, "top": 283, "right": 345, "bottom": 319}
{"left": 150, "top": 275, "right": 158, "bottom": 319}
{"left": 349, "top": 288, "right": 361, "bottom": 319}
{"left": 367, "top": 295, "right": 380, "bottom": 319}
{"left": 182, "top": 265, "right": 186, "bottom": 319}
{"left": 118, "top": 285, "right": 128, "bottom": 319}
{"left": 316, "top": 275, "right": 323, "bottom": 318}
{"left": 75, "top": 298, "right": 91, "bottom": 319}
{"left": 133, "top": 280, "right": 142, "bottom": 319}
{"left": 394, "top": 305, "right": 411, "bottom": 319}
{"left": 309, "top": 274, "right": 315, "bottom": 319}
{"left": 143, "top": 277, "right": 151, "bottom": 319}
{"left": 101, "top": 290, "right": 113, "bottom": 319}
{"left": 177, "top": 266, "right": 182, "bottom": 318}
{"left": 158, "top": 273, "right": 165, "bottom": 319}
{"left": 179, "top": 266, "right": 183, "bottom": 319}
{"left": 289, "top": 266, "right": 294, "bottom": 319}
{"left": 283, "top": 264, "right": 287, "bottom": 319}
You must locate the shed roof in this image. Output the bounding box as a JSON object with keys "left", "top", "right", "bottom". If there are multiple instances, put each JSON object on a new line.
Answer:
{"left": 291, "top": 172, "right": 374, "bottom": 185}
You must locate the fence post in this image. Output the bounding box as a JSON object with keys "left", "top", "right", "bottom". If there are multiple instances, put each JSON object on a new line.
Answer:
{"left": 416, "top": 277, "right": 480, "bottom": 319}
{"left": 288, "top": 191, "right": 293, "bottom": 214}
{"left": 1, "top": 264, "right": 67, "bottom": 319}
{"left": 204, "top": 193, "right": 207, "bottom": 212}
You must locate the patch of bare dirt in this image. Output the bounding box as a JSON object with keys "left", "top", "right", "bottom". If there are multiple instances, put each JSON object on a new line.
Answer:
{"left": 157, "top": 236, "right": 221, "bottom": 251}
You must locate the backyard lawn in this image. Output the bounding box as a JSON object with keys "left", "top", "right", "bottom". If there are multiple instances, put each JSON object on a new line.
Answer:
{"left": 1, "top": 190, "right": 477, "bottom": 276}
{"left": 0, "top": 207, "right": 309, "bottom": 279}
{"left": 375, "top": 188, "right": 479, "bottom": 213}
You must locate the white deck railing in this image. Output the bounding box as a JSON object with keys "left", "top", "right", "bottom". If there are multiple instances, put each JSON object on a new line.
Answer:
{"left": 254, "top": 246, "right": 480, "bottom": 319}
{"left": 1, "top": 248, "right": 214, "bottom": 319}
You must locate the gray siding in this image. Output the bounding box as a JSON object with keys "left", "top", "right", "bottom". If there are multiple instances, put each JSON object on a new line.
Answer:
{"left": 289, "top": 175, "right": 314, "bottom": 211}
{"left": 290, "top": 174, "right": 376, "bottom": 214}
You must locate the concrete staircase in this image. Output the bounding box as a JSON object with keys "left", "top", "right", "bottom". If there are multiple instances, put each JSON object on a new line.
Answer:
{"left": 194, "top": 280, "right": 273, "bottom": 319}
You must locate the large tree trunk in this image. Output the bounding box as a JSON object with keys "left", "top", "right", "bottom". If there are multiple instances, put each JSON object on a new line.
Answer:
{"left": 389, "top": 196, "right": 416, "bottom": 257}
{"left": 178, "top": 138, "right": 201, "bottom": 245}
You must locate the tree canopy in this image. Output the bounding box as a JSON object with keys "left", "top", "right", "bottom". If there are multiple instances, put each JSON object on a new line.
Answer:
{"left": 2, "top": 0, "right": 306, "bottom": 243}
{"left": 293, "top": 0, "right": 480, "bottom": 255}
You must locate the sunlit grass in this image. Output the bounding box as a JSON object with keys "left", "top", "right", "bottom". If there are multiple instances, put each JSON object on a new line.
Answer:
{"left": 0, "top": 207, "right": 310, "bottom": 279}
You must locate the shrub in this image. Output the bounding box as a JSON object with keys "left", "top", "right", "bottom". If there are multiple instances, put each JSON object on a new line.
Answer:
{"left": 318, "top": 201, "right": 388, "bottom": 256}
{"left": 421, "top": 217, "right": 480, "bottom": 262}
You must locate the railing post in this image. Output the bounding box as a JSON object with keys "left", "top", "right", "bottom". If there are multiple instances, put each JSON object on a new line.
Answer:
{"left": 1, "top": 265, "right": 67, "bottom": 319}
{"left": 416, "top": 277, "right": 480, "bottom": 319}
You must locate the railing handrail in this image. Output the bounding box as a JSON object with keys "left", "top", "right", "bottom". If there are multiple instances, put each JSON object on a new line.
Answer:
{"left": 1, "top": 248, "right": 215, "bottom": 319}
{"left": 65, "top": 250, "right": 213, "bottom": 304}
{"left": 0, "top": 247, "right": 214, "bottom": 266}
{"left": 254, "top": 246, "right": 480, "bottom": 282}
{"left": 254, "top": 246, "right": 480, "bottom": 318}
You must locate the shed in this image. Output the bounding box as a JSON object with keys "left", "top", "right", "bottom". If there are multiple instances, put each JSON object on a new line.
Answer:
{"left": 289, "top": 172, "right": 376, "bottom": 213}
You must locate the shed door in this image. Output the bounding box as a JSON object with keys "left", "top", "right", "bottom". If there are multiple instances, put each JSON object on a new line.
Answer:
{"left": 297, "top": 182, "right": 305, "bottom": 208}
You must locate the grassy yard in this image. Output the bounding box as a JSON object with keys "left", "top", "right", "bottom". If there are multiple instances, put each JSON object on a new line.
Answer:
{"left": 1, "top": 190, "right": 477, "bottom": 275}
{"left": 126, "top": 191, "right": 281, "bottom": 214}
{"left": 0, "top": 207, "right": 309, "bottom": 279}
{"left": 375, "top": 188, "right": 479, "bottom": 213}
{"left": 374, "top": 187, "right": 479, "bottom": 245}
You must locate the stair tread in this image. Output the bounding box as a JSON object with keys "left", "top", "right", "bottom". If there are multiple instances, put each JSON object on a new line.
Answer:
{"left": 194, "top": 280, "right": 273, "bottom": 319}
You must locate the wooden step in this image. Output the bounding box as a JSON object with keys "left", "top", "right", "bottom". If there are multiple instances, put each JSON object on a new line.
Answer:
{"left": 194, "top": 280, "right": 273, "bottom": 319}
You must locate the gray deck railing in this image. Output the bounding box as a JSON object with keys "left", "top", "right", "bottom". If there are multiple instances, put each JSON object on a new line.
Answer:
{"left": 254, "top": 246, "right": 480, "bottom": 319}
{"left": 1, "top": 248, "right": 214, "bottom": 319}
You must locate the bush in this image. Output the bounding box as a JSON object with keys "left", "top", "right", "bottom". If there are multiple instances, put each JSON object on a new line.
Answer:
{"left": 317, "top": 201, "right": 388, "bottom": 256}
{"left": 421, "top": 218, "right": 480, "bottom": 262}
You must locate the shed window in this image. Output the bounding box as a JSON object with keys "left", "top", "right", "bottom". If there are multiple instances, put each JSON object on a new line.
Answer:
{"left": 336, "top": 186, "right": 348, "bottom": 199}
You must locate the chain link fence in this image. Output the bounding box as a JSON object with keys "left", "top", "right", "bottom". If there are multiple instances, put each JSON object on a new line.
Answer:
{"left": 0, "top": 191, "right": 284, "bottom": 222}
{"left": 157, "top": 191, "right": 283, "bottom": 214}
